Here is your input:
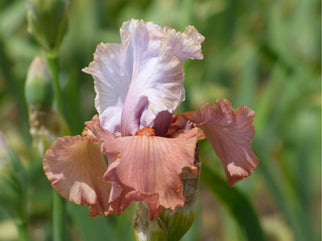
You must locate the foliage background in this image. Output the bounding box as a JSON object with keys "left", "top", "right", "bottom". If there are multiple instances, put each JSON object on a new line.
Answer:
{"left": 0, "top": 0, "right": 320, "bottom": 240}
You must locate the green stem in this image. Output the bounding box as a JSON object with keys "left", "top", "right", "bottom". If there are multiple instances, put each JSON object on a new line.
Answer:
{"left": 47, "top": 51, "right": 67, "bottom": 241}
{"left": 53, "top": 191, "right": 67, "bottom": 241}
{"left": 47, "top": 53, "right": 63, "bottom": 114}
{"left": 17, "top": 222, "right": 29, "bottom": 241}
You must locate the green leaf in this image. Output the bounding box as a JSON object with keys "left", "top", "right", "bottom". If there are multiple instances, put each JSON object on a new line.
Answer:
{"left": 200, "top": 164, "right": 267, "bottom": 241}
{"left": 67, "top": 202, "right": 137, "bottom": 241}
{"left": 67, "top": 203, "right": 114, "bottom": 241}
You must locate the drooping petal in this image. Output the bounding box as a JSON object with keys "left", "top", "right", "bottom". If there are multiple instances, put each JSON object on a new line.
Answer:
{"left": 43, "top": 135, "right": 111, "bottom": 216}
{"left": 106, "top": 172, "right": 163, "bottom": 219}
{"left": 102, "top": 128, "right": 199, "bottom": 218}
{"left": 83, "top": 115, "right": 163, "bottom": 218}
{"left": 163, "top": 25, "right": 205, "bottom": 62}
{"left": 83, "top": 19, "right": 204, "bottom": 136}
{"left": 170, "top": 99, "right": 259, "bottom": 186}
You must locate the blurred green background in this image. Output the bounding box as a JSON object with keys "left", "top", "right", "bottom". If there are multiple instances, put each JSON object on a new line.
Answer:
{"left": 0, "top": 0, "right": 320, "bottom": 240}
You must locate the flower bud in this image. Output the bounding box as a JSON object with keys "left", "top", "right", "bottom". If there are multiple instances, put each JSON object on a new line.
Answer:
{"left": 134, "top": 203, "right": 168, "bottom": 241}
{"left": 25, "top": 57, "right": 68, "bottom": 154}
{"left": 25, "top": 57, "right": 53, "bottom": 107}
{"left": 28, "top": 106, "right": 69, "bottom": 155}
{"left": 0, "top": 132, "right": 27, "bottom": 223}
{"left": 160, "top": 147, "right": 201, "bottom": 241}
{"left": 26, "top": 0, "right": 69, "bottom": 51}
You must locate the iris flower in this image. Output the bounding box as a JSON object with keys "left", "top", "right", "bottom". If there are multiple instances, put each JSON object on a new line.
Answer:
{"left": 43, "top": 19, "right": 258, "bottom": 219}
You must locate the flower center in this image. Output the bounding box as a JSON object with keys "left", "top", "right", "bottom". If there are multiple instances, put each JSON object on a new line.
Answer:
{"left": 82, "top": 127, "right": 89, "bottom": 136}
{"left": 136, "top": 127, "right": 155, "bottom": 136}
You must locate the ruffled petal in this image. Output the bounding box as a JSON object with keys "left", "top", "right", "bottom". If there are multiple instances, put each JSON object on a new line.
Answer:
{"left": 82, "top": 43, "right": 131, "bottom": 135}
{"left": 107, "top": 175, "right": 163, "bottom": 219}
{"left": 163, "top": 25, "right": 205, "bottom": 62}
{"left": 167, "top": 110, "right": 196, "bottom": 136}
{"left": 83, "top": 19, "right": 204, "bottom": 136}
{"left": 170, "top": 99, "right": 259, "bottom": 186}
{"left": 43, "top": 135, "right": 111, "bottom": 216}
{"left": 102, "top": 128, "right": 199, "bottom": 218}
{"left": 120, "top": 19, "right": 185, "bottom": 136}
{"left": 83, "top": 115, "right": 163, "bottom": 218}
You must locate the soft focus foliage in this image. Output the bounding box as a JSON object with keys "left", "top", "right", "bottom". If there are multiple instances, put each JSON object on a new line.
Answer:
{"left": 0, "top": 0, "right": 320, "bottom": 240}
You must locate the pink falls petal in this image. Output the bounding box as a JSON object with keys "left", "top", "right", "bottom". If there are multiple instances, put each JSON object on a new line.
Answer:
{"left": 102, "top": 128, "right": 199, "bottom": 218}
{"left": 82, "top": 117, "right": 163, "bottom": 218}
{"left": 171, "top": 98, "right": 259, "bottom": 186}
{"left": 107, "top": 175, "right": 163, "bottom": 219}
{"left": 43, "top": 135, "right": 111, "bottom": 216}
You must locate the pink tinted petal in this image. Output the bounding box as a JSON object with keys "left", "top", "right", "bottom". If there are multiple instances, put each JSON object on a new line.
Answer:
{"left": 163, "top": 25, "right": 205, "bottom": 62}
{"left": 120, "top": 19, "right": 185, "bottom": 135}
{"left": 84, "top": 115, "right": 114, "bottom": 143}
{"left": 43, "top": 135, "right": 111, "bottom": 216}
{"left": 171, "top": 99, "right": 259, "bottom": 186}
{"left": 102, "top": 128, "right": 199, "bottom": 217}
{"left": 83, "top": 116, "right": 161, "bottom": 218}
{"left": 107, "top": 177, "right": 163, "bottom": 219}
{"left": 82, "top": 43, "right": 131, "bottom": 135}
{"left": 84, "top": 20, "right": 204, "bottom": 136}
{"left": 167, "top": 111, "right": 196, "bottom": 136}
{"left": 152, "top": 110, "right": 173, "bottom": 136}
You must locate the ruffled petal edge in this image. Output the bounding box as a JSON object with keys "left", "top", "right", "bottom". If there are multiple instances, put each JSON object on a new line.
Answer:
{"left": 169, "top": 99, "right": 259, "bottom": 186}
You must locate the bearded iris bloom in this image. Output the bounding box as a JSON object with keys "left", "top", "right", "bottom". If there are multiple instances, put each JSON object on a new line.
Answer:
{"left": 43, "top": 19, "right": 259, "bottom": 219}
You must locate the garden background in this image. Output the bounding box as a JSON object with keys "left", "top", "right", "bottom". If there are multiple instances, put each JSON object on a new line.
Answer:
{"left": 0, "top": 0, "right": 320, "bottom": 240}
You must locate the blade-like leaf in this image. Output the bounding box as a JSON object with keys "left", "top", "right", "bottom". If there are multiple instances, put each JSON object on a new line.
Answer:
{"left": 200, "top": 164, "right": 267, "bottom": 241}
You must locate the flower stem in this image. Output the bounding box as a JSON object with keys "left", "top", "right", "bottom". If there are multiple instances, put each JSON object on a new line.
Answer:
{"left": 47, "top": 51, "right": 67, "bottom": 241}
{"left": 47, "top": 53, "right": 63, "bottom": 114}
{"left": 52, "top": 191, "right": 67, "bottom": 241}
{"left": 134, "top": 203, "right": 168, "bottom": 241}
{"left": 17, "top": 221, "right": 29, "bottom": 241}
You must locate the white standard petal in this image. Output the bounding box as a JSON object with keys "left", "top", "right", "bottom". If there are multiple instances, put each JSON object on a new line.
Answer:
{"left": 82, "top": 43, "right": 132, "bottom": 135}
{"left": 120, "top": 19, "right": 185, "bottom": 136}
{"left": 83, "top": 19, "right": 204, "bottom": 136}
{"left": 163, "top": 25, "right": 205, "bottom": 62}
